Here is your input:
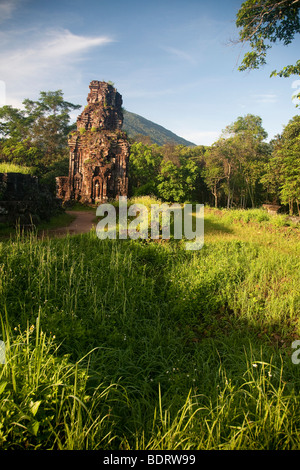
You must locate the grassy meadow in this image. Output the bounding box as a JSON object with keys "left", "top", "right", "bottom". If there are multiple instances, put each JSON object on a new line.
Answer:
{"left": 0, "top": 200, "right": 300, "bottom": 449}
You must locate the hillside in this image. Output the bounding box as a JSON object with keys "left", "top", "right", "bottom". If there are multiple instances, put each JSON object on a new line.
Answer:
{"left": 123, "top": 110, "right": 196, "bottom": 147}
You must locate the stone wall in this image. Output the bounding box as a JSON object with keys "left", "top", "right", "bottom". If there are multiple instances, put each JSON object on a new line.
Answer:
{"left": 0, "top": 172, "right": 61, "bottom": 226}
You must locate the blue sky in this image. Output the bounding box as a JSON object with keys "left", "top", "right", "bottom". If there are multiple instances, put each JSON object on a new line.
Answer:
{"left": 0, "top": 0, "right": 299, "bottom": 145}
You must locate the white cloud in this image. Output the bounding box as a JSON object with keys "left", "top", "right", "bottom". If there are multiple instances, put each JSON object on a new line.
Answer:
{"left": 161, "top": 46, "right": 197, "bottom": 65}
{"left": 0, "top": 28, "right": 113, "bottom": 75}
{"left": 0, "top": 28, "right": 114, "bottom": 106}
{"left": 41, "top": 29, "right": 113, "bottom": 59}
{"left": 251, "top": 94, "right": 278, "bottom": 104}
{"left": 0, "top": 0, "right": 19, "bottom": 22}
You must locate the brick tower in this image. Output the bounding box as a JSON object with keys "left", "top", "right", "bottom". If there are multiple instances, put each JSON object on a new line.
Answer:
{"left": 56, "top": 81, "right": 129, "bottom": 204}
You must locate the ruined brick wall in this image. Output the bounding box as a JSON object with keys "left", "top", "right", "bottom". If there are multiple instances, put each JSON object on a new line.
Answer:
{"left": 0, "top": 173, "right": 61, "bottom": 225}
{"left": 57, "top": 81, "right": 130, "bottom": 204}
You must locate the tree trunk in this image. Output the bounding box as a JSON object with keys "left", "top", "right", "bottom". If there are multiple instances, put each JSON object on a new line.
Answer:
{"left": 248, "top": 184, "right": 255, "bottom": 208}
{"left": 227, "top": 188, "right": 230, "bottom": 209}
{"left": 231, "top": 183, "right": 235, "bottom": 208}
{"left": 289, "top": 198, "right": 293, "bottom": 216}
{"left": 213, "top": 183, "right": 218, "bottom": 208}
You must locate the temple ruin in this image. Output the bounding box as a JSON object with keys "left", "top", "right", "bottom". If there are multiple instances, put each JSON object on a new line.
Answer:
{"left": 56, "top": 81, "right": 130, "bottom": 204}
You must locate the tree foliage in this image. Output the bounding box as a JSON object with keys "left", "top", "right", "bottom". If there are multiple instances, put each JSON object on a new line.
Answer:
{"left": 263, "top": 115, "right": 300, "bottom": 213}
{"left": 204, "top": 114, "right": 271, "bottom": 208}
{"left": 0, "top": 90, "right": 80, "bottom": 173}
{"left": 235, "top": 0, "right": 300, "bottom": 75}
{"left": 157, "top": 158, "right": 200, "bottom": 203}
{"left": 128, "top": 142, "right": 163, "bottom": 196}
{"left": 129, "top": 142, "right": 205, "bottom": 202}
{"left": 128, "top": 112, "right": 299, "bottom": 214}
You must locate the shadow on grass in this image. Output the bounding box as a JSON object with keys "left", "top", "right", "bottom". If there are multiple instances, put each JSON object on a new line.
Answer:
{"left": 1, "top": 232, "right": 290, "bottom": 366}
{"left": 2, "top": 232, "right": 300, "bottom": 449}
{"left": 0, "top": 212, "right": 77, "bottom": 241}
{"left": 204, "top": 217, "right": 233, "bottom": 234}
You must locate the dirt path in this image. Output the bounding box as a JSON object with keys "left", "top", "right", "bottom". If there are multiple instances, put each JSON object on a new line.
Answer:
{"left": 41, "top": 211, "right": 96, "bottom": 238}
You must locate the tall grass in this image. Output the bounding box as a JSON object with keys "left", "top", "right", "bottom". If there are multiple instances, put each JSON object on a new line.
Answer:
{"left": 0, "top": 163, "right": 35, "bottom": 175}
{"left": 0, "top": 313, "right": 122, "bottom": 449}
{"left": 131, "top": 354, "right": 300, "bottom": 450}
{"left": 0, "top": 208, "right": 299, "bottom": 449}
{"left": 206, "top": 206, "right": 299, "bottom": 228}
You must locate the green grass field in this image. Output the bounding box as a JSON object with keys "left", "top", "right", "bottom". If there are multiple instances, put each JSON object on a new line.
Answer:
{"left": 0, "top": 204, "right": 299, "bottom": 449}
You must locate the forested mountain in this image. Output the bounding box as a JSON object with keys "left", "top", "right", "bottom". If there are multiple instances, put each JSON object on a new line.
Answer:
{"left": 123, "top": 110, "right": 196, "bottom": 147}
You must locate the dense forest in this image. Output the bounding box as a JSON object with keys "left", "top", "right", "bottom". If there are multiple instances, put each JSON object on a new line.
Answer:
{"left": 129, "top": 113, "right": 300, "bottom": 214}
{"left": 0, "top": 90, "right": 299, "bottom": 215}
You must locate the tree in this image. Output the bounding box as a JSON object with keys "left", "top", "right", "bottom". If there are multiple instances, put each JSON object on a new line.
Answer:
{"left": 224, "top": 114, "right": 268, "bottom": 140}
{"left": 0, "top": 90, "right": 80, "bottom": 170}
{"left": 203, "top": 143, "right": 228, "bottom": 208}
{"left": 260, "top": 135, "right": 283, "bottom": 203}
{"left": 268, "top": 115, "right": 300, "bottom": 214}
{"left": 235, "top": 0, "right": 300, "bottom": 76}
{"left": 128, "top": 142, "right": 204, "bottom": 202}
{"left": 204, "top": 114, "right": 270, "bottom": 208}
{"left": 0, "top": 106, "right": 30, "bottom": 140}
{"left": 0, "top": 105, "right": 43, "bottom": 166}
{"left": 157, "top": 158, "right": 199, "bottom": 203}
{"left": 22, "top": 90, "right": 81, "bottom": 165}
{"left": 128, "top": 142, "right": 162, "bottom": 196}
